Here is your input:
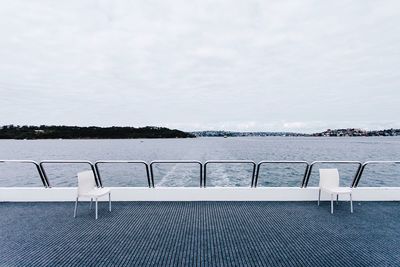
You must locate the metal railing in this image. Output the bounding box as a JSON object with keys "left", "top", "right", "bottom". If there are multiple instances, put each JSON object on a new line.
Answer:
{"left": 39, "top": 160, "right": 99, "bottom": 187}
{"left": 0, "top": 160, "right": 48, "bottom": 187}
{"left": 353, "top": 161, "right": 400, "bottom": 187}
{"left": 1, "top": 159, "right": 399, "bottom": 189}
{"left": 254, "top": 161, "right": 309, "bottom": 188}
{"left": 149, "top": 160, "right": 203, "bottom": 187}
{"left": 203, "top": 160, "right": 256, "bottom": 188}
{"left": 303, "top": 161, "right": 363, "bottom": 188}
{"left": 94, "top": 160, "right": 151, "bottom": 188}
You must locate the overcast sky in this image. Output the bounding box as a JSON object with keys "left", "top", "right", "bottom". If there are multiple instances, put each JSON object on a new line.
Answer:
{"left": 0, "top": 1, "right": 399, "bottom": 133}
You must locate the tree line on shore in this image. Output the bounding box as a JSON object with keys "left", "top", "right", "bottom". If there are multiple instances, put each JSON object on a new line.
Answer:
{"left": 0, "top": 125, "right": 195, "bottom": 139}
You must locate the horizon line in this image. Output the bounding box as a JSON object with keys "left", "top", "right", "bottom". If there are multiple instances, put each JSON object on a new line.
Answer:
{"left": 1, "top": 124, "right": 399, "bottom": 134}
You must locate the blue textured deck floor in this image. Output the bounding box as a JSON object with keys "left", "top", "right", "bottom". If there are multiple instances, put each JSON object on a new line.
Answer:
{"left": 1, "top": 201, "right": 400, "bottom": 267}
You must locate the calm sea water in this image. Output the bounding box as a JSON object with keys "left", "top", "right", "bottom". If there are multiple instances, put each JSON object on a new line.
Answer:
{"left": 0, "top": 137, "right": 399, "bottom": 187}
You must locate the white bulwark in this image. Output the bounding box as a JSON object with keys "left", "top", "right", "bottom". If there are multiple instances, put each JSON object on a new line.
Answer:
{"left": 1, "top": 187, "right": 400, "bottom": 202}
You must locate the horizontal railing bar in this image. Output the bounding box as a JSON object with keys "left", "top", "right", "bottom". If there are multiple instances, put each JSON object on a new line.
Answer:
{"left": 205, "top": 160, "right": 257, "bottom": 163}
{"left": 204, "top": 160, "right": 256, "bottom": 188}
{"left": 309, "top": 161, "right": 363, "bottom": 164}
{"left": 304, "top": 161, "right": 363, "bottom": 188}
{"left": 0, "top": 160, "right": 48, "bottom": 187}
{"left": 150, "top": 160, "right": 203, "bottom": 164}
{"left": 39, "top": 160, "right": 99, "bottom": 188}
{"left": 255, "top": 161, "right": 309, "bottom": 188}
{"left": 363, "top": 161, "right": 400, "bottom": 164}
{"left": 94, "top": 160, "right": 151, "bottom": 188}
{"left": 258, "top": 161, "right": 309, "bottom": 164}
{"left": 0, "top": 160, "right": 41, "bottom": 163}
{"left": 149, "top": 160, "right": 203, "bottom": 188}
{"left": 95, "top": 160, "right": 148, "bottom": 164}
{"left": 40, "top": 160, "right": 94, "bottom": 163}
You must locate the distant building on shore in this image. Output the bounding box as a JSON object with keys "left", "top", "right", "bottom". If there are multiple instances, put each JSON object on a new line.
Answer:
{"left": 312, "top": 128, "right": 400, "bottom": 137}
{"left": 192, "top": 128, "right": 400, "bottom": 137}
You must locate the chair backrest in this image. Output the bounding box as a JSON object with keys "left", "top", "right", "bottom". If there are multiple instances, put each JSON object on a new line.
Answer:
{"left": 319, "top": 168, "right": 340, "bottom": 189}
{"left": 77, "top": 171, "right": 97, "bottom": 195}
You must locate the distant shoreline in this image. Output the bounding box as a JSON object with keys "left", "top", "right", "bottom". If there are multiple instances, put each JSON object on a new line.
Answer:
{"left": 0, "top": 135, "right": 399, "bottom": 141}
{"left": 1, "top": 125, "right": 399, "bottom": 139}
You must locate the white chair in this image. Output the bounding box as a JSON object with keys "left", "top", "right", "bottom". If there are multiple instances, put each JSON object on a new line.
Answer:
{"left": 318, "top": 168, "right": 353, "bottom": 214}
{"left": 73, "top": 171, "right": 111, "bottom": 219}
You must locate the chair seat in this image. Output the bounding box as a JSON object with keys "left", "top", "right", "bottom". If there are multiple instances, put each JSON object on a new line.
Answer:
{"left": 80, "top": 187, "right": 111, "bottom": 198}
{"left": 321, "top": 187, "right": 352, "bottom": 194}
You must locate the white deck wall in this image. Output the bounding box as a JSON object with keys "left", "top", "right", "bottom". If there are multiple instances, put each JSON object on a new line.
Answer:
{"left": 1, "top": 187, "right": 400, "bottom": 202}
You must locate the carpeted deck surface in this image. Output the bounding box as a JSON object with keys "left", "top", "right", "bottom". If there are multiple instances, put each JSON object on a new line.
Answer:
{"left": 1, "top": 201, "right": 400, "bottom": 266}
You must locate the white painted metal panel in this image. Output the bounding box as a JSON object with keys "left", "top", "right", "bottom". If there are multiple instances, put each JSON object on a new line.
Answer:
{"left": 1, "top": 187, "right": 400, "bottom": 202}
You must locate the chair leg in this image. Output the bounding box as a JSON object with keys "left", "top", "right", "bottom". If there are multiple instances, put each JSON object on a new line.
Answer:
{"left": 95, "top": 198, "right": 98, "bottom": 220}
{"left": 350, "top": 193, "right": 353, "bottom": 213}
{"left": 90, "top": 198, "right": 93, "bottom": 210}
{"left": 318, "top": 189, "right": 321, "bottom": 206}
{"left": 109, "top": 193, "right": 111, "bottom": 212}
{"left": 74, "top": 197, "right": 78, "bottom": 218}
{"left": 336, "top": 194, "right": 339, "bottom": 205}
{"left": 331, "top": 194, "right": 334, "bottom": 214}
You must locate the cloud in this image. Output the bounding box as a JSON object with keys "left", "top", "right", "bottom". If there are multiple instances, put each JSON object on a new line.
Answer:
{"left": 0, "top": 0, "right": 399, "bottom": 131}
{"left": 283, "top": 122, "right": 307, "bottom": 130}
